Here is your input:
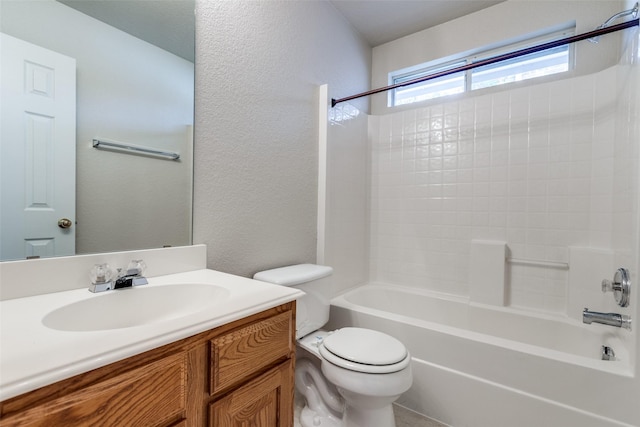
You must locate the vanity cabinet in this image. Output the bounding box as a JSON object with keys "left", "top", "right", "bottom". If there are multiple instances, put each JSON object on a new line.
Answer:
{"left": 0, "top": 302, "right": 296, "bottom": 427}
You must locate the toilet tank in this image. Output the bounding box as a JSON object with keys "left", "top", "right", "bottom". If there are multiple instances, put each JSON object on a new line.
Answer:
{"left": 254, "top": 264, "right": 333, "bottom": 339}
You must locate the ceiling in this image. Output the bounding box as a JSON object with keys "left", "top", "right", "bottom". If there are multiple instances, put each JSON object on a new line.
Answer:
{"left": 58, "top": 0, "right": 195, "bottom": 62}
{"left": 58, "top": 0, "right": 505, "bottom": 61}
{"left": 330, "top": 0, "right": 505, "bottom": 47}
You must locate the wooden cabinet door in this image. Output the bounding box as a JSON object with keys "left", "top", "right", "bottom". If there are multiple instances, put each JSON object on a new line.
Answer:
{"left": 209, "top": 360, "right": 294, "bottom": 427}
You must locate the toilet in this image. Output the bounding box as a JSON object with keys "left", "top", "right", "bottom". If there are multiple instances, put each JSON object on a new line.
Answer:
{"left": 254, "top": 264, "right": 412, "bottom": 427}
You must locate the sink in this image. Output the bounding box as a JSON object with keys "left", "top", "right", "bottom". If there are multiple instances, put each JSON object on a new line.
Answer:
{"left": 42, "top": 284, "right": 230, "bottom": 331}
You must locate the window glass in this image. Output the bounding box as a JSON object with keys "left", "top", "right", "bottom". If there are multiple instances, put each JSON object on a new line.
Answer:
{"left": 393, "top": 62, "right": 466, "bottom": 105}
{"left": 389, "top": 28, "right": 574, "bottom": 107}
{"left": 471, "top": 45, "right": 570, "bottom": 90}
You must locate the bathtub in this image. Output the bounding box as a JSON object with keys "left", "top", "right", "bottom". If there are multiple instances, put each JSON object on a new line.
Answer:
{"left": 325, "top": 284, "right": 636, "bottom": 427}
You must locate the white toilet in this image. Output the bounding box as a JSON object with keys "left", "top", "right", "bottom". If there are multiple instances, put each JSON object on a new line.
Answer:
{"left": 254, "top": 264, "right": 412, "bottom": 427}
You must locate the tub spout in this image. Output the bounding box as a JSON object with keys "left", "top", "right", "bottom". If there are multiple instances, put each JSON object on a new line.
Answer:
{"left": 583, "top": 308, "right": 631, "bottom": 330}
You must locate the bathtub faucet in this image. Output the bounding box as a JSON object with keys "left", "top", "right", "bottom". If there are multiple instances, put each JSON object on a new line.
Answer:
{"left": 583, "top": 308, "right": 631, "bottom": 330}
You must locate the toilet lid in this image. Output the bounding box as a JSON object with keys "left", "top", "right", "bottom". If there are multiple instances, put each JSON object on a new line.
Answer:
{"left": 320, "top": 328, "right": 409, "bottom": 373}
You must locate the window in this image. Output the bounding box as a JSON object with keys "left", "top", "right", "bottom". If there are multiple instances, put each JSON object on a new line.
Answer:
{"left": 393, "top": 61, "right": 466, "bottom": 106}
{"left": 390, "top": 28, "right": 574, "bottom": 107}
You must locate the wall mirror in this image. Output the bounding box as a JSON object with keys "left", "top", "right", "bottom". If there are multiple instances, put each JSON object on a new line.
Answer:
{"left": 0, "top": 0, "right": 195, "bottom": 261}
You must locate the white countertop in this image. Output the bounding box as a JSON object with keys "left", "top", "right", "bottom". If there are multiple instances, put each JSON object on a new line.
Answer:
{"left": 0, "top": 269, "right": 303, "bottom": 401}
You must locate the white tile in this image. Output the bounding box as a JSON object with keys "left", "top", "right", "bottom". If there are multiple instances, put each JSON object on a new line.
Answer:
{"left": 364, "top": 61, "right": 636, "bottom": 315}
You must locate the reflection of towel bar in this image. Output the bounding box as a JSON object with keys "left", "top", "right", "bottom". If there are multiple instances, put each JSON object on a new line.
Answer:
{"left": 92, "top": 139, "right": 180, "bottom": 160}
{"left": 506, "top": 257, "right": 569, "bottom": 270}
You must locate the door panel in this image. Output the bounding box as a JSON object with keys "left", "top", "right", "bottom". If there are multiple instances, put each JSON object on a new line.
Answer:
{"left": 1, "top": 33, "right": 76, "bottom": 260}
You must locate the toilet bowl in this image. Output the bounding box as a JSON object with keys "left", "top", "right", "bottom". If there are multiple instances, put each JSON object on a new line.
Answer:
{"left": 254, "top": 264, "right": 413, "bottom": 427}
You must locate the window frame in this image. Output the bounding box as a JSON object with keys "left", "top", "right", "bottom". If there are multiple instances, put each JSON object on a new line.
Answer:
{"left": 388, "top": 27, "right": 576, "bottom": 107}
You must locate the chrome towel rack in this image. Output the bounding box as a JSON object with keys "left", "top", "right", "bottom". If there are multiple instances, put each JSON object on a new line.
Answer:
{"left": 92, "top": 138, "right": 180, "bottom": 161}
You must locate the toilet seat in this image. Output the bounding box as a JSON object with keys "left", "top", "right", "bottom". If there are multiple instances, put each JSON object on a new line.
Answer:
{"left": 319, "top": 327, "right": 410, "bottom": 374}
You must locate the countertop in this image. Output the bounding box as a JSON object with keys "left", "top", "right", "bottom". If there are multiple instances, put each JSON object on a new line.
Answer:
{"left": 0, "top": 269, "right": 303, "bottom": 401}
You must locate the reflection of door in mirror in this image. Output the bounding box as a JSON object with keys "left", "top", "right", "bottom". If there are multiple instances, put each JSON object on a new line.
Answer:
{"left": 1, "top": 33, "right": 76, "bottom": 261}
{"left": 1, "top": 1, "right": 194, "bottom": 260}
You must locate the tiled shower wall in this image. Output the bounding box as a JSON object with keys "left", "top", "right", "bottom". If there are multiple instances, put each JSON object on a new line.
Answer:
{"left": 368, "top": 36, "right": 639, "bottom": 313}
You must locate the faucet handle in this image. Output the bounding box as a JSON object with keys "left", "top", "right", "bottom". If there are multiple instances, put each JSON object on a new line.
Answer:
{"left": 89, "top": 263, "right": 114, "bottom": 292}
{"left": 90, "top": 263, "right": 114, "bottom": 284}
{"left": 125, "top": 259, "right": 147, "bottom": 277}
{"left": 601, "top": 268, "right": 631, "bottom": 307}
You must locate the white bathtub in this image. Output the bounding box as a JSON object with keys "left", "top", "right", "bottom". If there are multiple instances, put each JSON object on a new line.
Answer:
{"left": 326, "top": 284, "right": 636, "bottom": 427}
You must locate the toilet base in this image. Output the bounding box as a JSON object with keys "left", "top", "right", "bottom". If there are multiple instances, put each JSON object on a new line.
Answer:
{"left": 299, "top": 405, "right": 343, "bottom": 427}
{"left": 296, "top": 399, "right": 398, "bottom": 427}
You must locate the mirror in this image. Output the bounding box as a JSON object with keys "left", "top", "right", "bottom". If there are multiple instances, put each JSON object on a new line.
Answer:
{"left": 0, "top": 0, "right": 195, "bottom": 261}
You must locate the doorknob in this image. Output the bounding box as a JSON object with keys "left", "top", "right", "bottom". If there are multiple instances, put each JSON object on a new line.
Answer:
{"left": 58, "top": 218, "right": 73, "bottom": 229}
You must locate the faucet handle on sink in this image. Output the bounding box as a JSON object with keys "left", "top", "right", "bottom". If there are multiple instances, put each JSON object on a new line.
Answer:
{"left": 125, "top": 259, "right": 147, "bottom": 277}
{"left": 89, "top": 263, "right": 115, "bottom": 293}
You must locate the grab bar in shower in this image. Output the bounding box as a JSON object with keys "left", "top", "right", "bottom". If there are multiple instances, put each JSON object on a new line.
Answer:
{"left": 506, "top": 257, "right": 569, "bottom": 270}
{"left": 93, "top": 138, "right": 180, "bottom": 161}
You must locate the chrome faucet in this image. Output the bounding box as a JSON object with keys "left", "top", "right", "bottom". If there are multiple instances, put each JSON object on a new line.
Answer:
{"left": 114, "top": 260, "right": 148, "bottom": 289}
{"left": 89, "top": 260, "right": 148, "bottom": 292}
{"left": 583, "top": 308, "right": 632, "bottom": 330}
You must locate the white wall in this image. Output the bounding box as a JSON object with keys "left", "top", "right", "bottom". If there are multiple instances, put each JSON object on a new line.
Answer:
{"left": 192, "top": 0, "right": 370, "bottom": 277}
{"left": 1, "top": 0, "right": 194, "bottom": 254}
{"left": 371, "top": 0, "right": 625, "bottom": 115}
{"left": 323, "top": 104, "right": 370, "bottom": 296}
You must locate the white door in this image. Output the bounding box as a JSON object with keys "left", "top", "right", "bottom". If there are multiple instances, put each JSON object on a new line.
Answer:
{"left": 1, "top": 33, "right": 76, "bottom": 261}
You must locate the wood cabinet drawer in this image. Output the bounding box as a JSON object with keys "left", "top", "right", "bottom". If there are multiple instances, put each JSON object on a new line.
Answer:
{"left": 210, "top": 310, "right": 293, "bottom": 394}
{"left": 1, "top": 353, "right": 186, "bottom": 427}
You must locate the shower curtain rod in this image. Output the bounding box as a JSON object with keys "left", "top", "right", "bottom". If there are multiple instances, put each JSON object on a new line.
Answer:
{"left": 331, "top": 18, "right": 639, "bottom": 107}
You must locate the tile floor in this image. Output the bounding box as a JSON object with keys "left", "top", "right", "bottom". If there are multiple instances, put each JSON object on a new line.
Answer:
{"left": 394, "top": 404, "right": 447, "bottom": 427}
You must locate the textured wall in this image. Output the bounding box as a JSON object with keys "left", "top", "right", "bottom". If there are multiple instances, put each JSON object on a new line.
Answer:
{"left": 193, "top": 1, "right": 370, "bottom": 277}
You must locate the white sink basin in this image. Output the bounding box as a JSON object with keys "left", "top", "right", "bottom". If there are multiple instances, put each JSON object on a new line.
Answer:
{"left": 42, "top": 284, "right": 230, "bottom": 331}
